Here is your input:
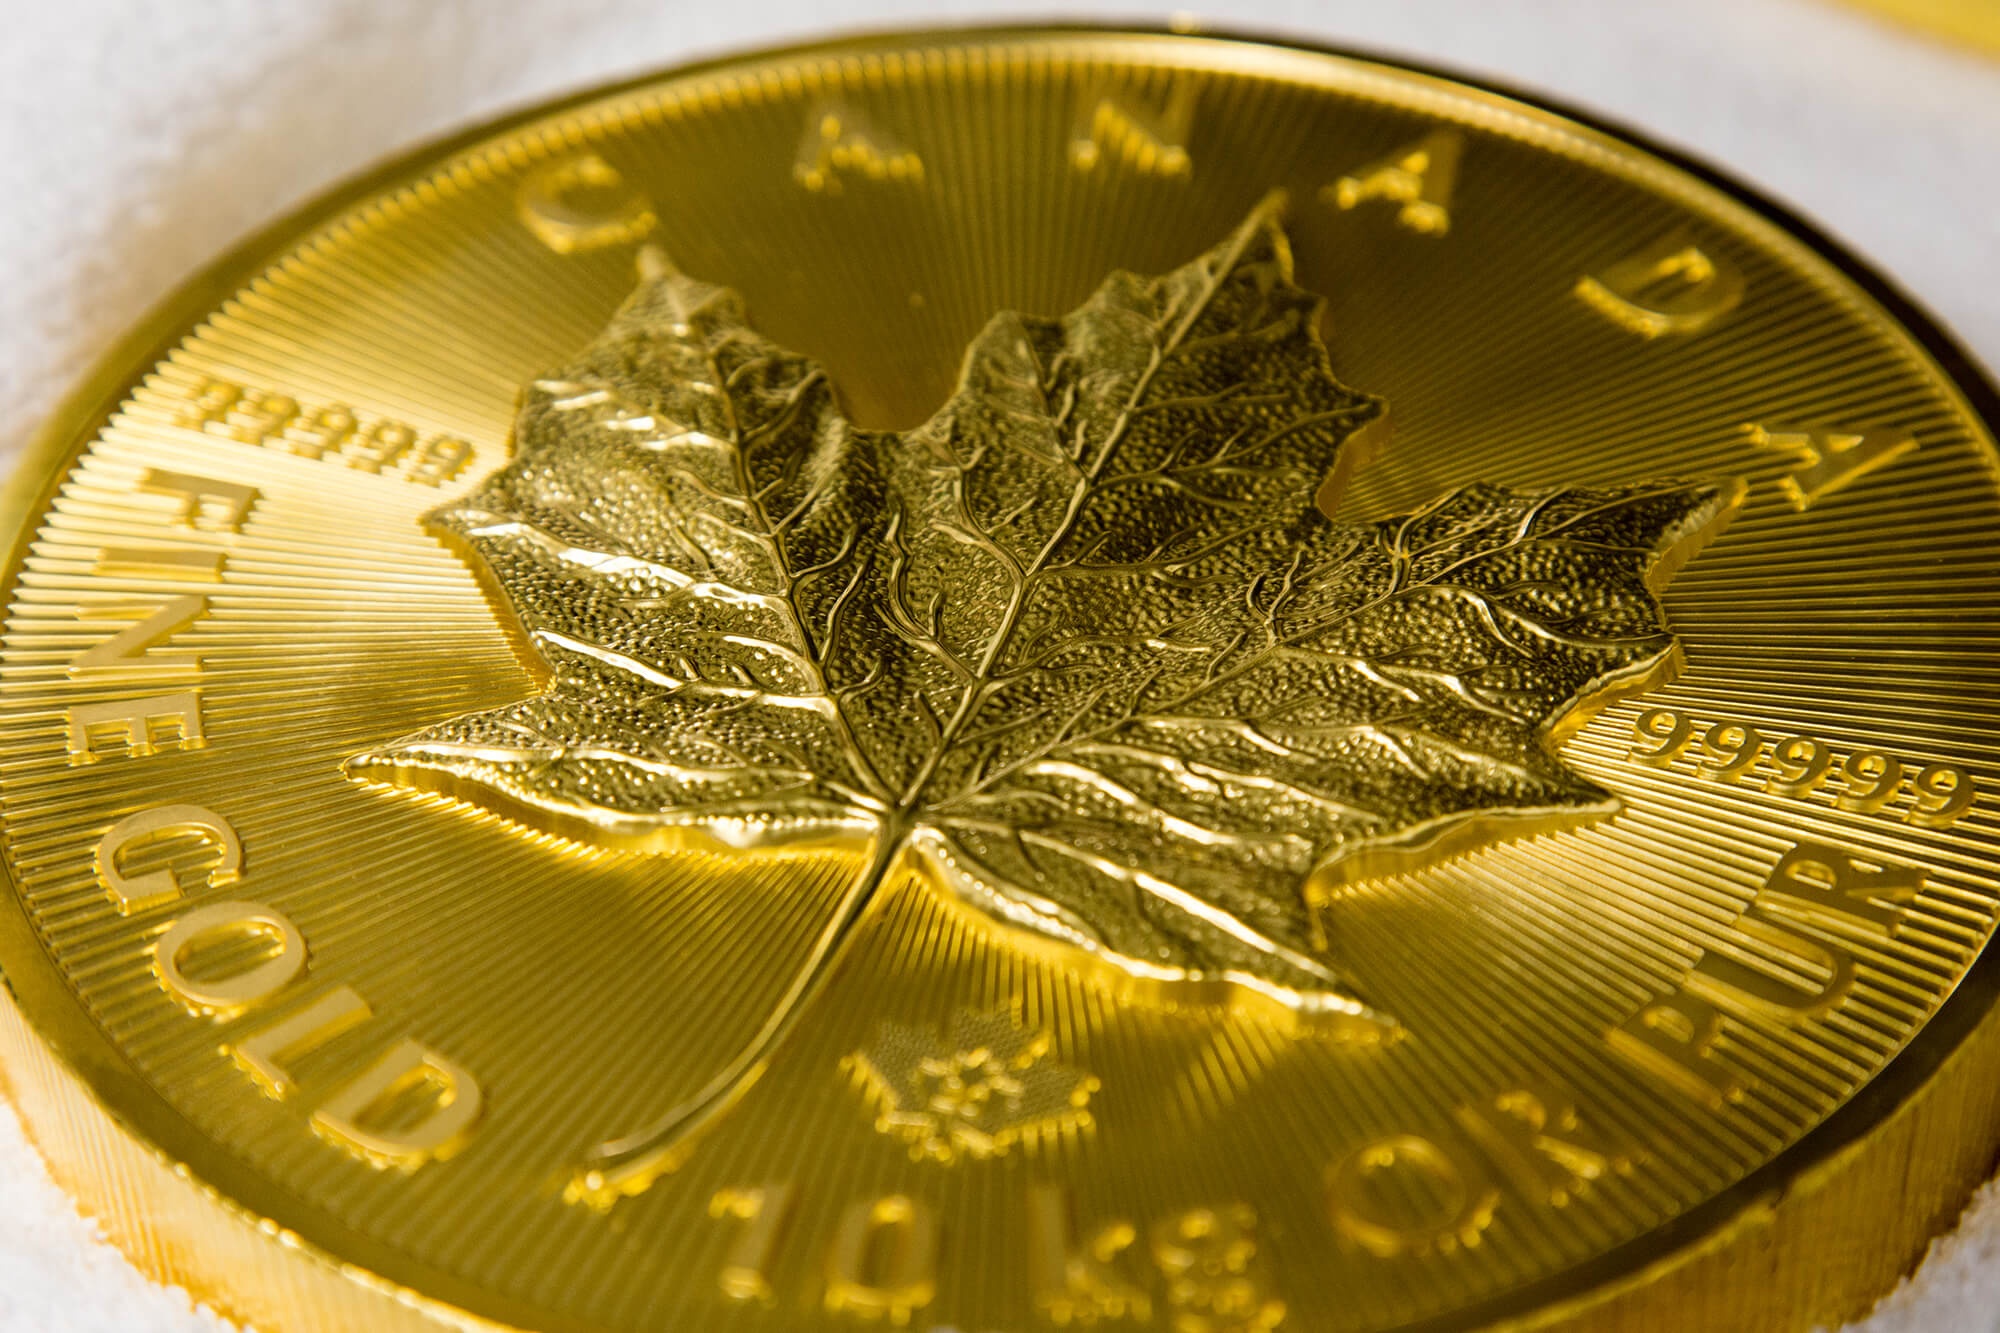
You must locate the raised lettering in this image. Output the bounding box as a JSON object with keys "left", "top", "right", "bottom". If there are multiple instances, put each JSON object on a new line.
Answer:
{"left": 1327, "top": 130, "right": 1463, "bottom": 235}
{"left": 94, "top": 803, "right": 240, "bottom": 914}
{"left": 1687, "top": 907, "right": 1852, "bottom": 1022}
{"left": 1746, "top": 422, "right": 1919, "bottom": 511}
{"left": 1628, "top": 709, "right": 1980, "bottom": 830}
{"left": 154, "top": 899, "right": 306, "bottom": 1017}
{"left": 311, "top": 1038, "right": 482, "bottom": 1170}
{"left": 1575, "top": 235, "right": 1744, "bottom": 337}
{"left": 709, "top": 1184, "right": 798, "bottom": 1305}
{"left": 93, "top": 547, "right": 226, "bottom": 580}
{"left": 1149, "top": 1204, "right": 1285, "bottom": 1331}
{"left": 227, "top": 986, "right": 373, "bottom": 1098}
{"left": 1026, "top": 1185, "right": 1150, "bottom": 1324}
{"left": 66, "top": 690, "right": 204, "bottom": 763}
{"left": 1454, "top": 1083, "right": 1629, "bottom": 1208}
{"left": 1070, "top": 84, "right": 1195, "bottom": 178}
{"left": 1606, "top": 991, "right": 1743, "bottom": 1110}
{"left": 1756, "top": 840, "right": 1923, "bottom": 937}
{"left": 1679, "top": 842, "right": 1922, "bottom": 1027}
{"left": 169, "top": 375, "right": 474, "bottom": 487}
{"left": 68, "top": 596, "right": 206, "bottom": 679}
{"left": 137, "top": 469, "right": 257, "bottom": 531}
{"left": 518, "top": 153, "right": 657, "bottom": 254}
{"left": 824, "top": 1194, "right": 938, "bottom": 1322}
{"left": 1328, "top": 1132, "right": 1497, "bottom": 1259}
{"left": 795, "top": 105, "right": 924, "bottom": 193}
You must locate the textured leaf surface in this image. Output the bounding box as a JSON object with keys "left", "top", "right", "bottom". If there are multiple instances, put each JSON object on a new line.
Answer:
{"left": 351, "top": 201, "right": 1733, "bottom": 1014}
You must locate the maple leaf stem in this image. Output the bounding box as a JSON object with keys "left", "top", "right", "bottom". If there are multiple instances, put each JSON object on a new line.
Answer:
{"left": 567, "top": 821, "right": 908, "bottom": 1209}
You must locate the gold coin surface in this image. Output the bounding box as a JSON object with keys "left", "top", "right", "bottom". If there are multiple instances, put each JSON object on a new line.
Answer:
{"left": 3, "top": 25, "right": 1998, "bottom": 1333}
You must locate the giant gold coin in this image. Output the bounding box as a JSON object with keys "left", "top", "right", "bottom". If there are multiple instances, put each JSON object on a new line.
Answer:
{"left": 4, "top": 25, "right": 1998, "bottom": 1333}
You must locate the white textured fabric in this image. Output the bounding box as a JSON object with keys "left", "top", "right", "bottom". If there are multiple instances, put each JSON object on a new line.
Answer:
{"left": 1, "top": 2, "right": 1997, "bottom": 1329}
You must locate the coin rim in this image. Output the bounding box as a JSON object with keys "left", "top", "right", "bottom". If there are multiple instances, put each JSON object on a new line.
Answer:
{"left": 3, "top": 20, "right": 1998, "bottom": 1332}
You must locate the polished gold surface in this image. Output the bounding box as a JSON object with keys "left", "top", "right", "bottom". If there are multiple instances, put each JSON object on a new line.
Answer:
{"left": 2, "top": 25, "right": 1998, "bottom": 1333}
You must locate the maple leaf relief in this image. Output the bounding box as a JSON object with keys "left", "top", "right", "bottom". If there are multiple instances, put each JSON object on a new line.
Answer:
{"left": 348, "top": 195, "right": 1736, "bottom": 1200}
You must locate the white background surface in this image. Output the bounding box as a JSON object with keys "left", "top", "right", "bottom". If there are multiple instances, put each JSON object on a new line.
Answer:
{"left": 2, "top": 1, "right": 1998, "bottom": 1329}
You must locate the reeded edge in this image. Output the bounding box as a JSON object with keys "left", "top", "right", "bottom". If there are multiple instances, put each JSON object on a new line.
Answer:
{"left": 0, "top": 19, "right": 1997, "bottom": 1333}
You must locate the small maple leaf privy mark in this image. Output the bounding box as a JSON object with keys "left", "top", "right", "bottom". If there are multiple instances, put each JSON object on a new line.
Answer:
{"left": 845, "top": 1011, "right": 1098, "bottom": 1163}
{"left": 347, "top": 192, "right": 1740, "bottom": 1203}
